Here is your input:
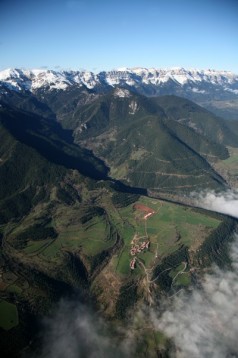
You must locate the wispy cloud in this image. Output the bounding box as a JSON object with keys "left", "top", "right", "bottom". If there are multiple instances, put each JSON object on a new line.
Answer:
{"left": 34, "top": 301, "right": 133, "bottom": 358}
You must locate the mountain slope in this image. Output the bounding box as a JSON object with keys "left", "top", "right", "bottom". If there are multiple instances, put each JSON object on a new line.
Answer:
{"left": 60, "top": 91, "right": 232, "bottom": 194}
{"left": 0, "top": 104, "right": 109, "bottom": 180}
{"left": 1, "top": 85, "right": 236, "bottom": 195}
{"left": 0, "top": 121, "right": 66, "bottom": 223}
{"left": 153, "top": 95, "right": 238, "bottom": 147}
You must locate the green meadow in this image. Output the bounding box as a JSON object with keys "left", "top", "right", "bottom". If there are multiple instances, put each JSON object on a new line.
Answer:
{"left": 115, "top": 196, "right": 221, "bottom": 277}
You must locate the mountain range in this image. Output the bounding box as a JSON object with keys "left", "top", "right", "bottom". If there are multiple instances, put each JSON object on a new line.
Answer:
{"left": 1, "top": 67, "right": 238, "bottom": 119}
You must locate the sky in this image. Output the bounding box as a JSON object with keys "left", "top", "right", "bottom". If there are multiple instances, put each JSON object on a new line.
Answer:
{"left": 0, "top": 0, "right": 237, "bottom": 72}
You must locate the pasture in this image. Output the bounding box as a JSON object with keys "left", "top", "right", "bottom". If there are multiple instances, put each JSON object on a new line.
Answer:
{"left": 115, "top": 196, "right": 221, "bottom": 277}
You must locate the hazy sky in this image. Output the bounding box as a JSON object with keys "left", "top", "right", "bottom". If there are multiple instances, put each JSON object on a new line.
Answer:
{"left": 0, "top": 0, "right": 237, "bottom": 72}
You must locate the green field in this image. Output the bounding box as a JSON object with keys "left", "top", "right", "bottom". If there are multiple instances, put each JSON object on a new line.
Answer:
{"left": 0, "top": 299, "right": 19, "bottom": 330}
{"left": 115, "top": 196, "right": 221, "bottom": 277}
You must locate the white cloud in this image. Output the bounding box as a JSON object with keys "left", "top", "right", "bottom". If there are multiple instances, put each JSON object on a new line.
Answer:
{"left": 151, "top": 235, "right": 238, "bottom": 357}
{"left": 191, "top": 189, "right": 238, "bottom": 218}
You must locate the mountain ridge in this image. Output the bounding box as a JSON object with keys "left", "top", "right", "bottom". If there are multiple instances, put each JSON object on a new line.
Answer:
{"left": 1, "top": 67, "right": 237, "bottom": 93}
{"left": 2, "top": 66, "right": 238, "bottom": 120}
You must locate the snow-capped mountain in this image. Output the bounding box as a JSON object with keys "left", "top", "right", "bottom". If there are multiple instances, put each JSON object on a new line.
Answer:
{"left": 0, "top": 67, "right": 237, "bottom": 94}
{"left": 1, "top": 67, "right": 238, "bottom": 119}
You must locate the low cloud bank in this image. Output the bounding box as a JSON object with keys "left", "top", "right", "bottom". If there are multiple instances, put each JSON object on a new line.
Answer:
{"left": 152, "top": 234, "right": 238, "bottom": 358}
{"left": 191, "top": 189, "right": 238, "bottom": 218}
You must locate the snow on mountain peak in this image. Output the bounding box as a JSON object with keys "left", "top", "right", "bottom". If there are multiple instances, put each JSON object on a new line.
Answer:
{"left": 0, "top": 67, "right": 237, "bottom": 94}
{"left": 79, "top": 71, "right": 98, "bottom": 89}
{"left": 29, "top": 70, "right": 71, "bottom": 90}
{"left": 0, "top": 68, "right": 31, "bottom": 91}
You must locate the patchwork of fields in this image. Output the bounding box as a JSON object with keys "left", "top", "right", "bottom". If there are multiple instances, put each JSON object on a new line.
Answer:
{"left": 113, "top": 197, "right": 221, "bottom": 278}
{"left": 0, "top": 188, "right": 229, "bottom": 336}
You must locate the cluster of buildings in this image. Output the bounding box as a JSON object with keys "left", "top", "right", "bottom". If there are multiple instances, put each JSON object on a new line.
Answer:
{"left": 130, "top": 240, "right": 150, "bottom": 256}
{"left": 129, "top": 204, "right": 155, "bottom": 271}
{"left": 130, "top": 240, "right": 150, "bottom": 270}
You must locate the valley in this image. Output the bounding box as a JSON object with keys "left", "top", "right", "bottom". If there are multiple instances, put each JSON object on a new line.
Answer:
{"left": 0, "top": 163, "right": 236, "bottom": 356}
{"left": 0, "top": 71, "right": 238, "bottom": 357}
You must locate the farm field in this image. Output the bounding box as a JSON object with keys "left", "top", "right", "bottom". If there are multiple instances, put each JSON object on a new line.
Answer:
{"left": 114, "top": 196, "right": 221, "bottom": 277}
{"left": 0, "top": 186, "right": 226, "bottom": 339}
